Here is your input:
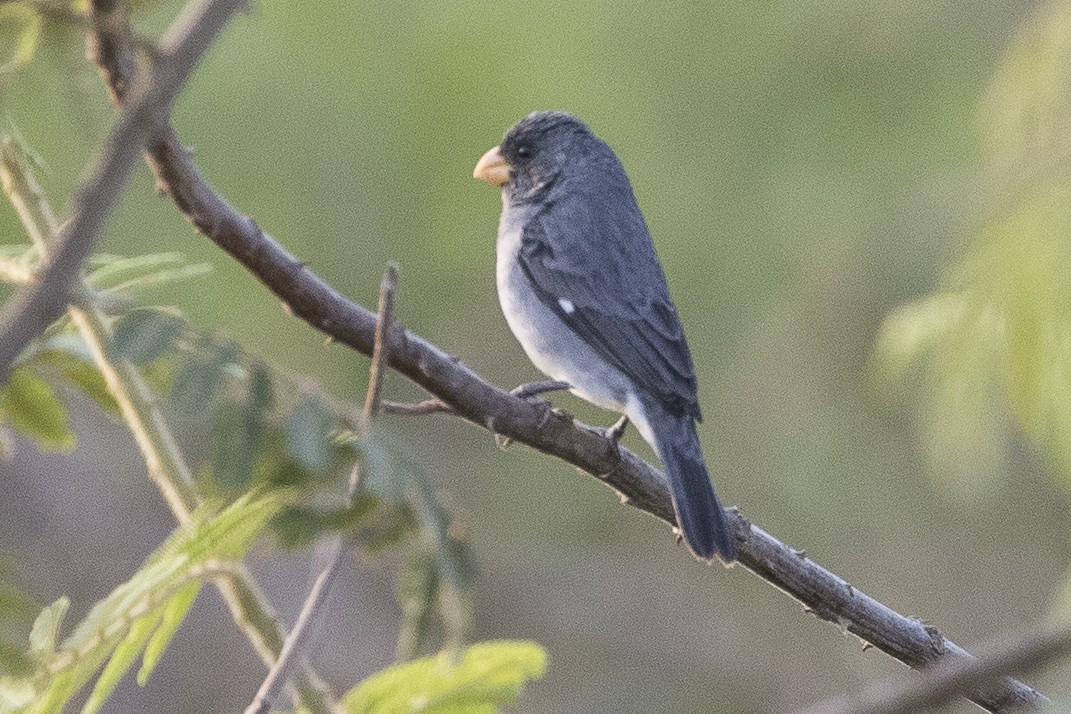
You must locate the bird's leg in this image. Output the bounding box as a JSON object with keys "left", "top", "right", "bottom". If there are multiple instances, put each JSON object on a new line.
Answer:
{"left": 496, "top": 380, "right": 572, "bottom": 450}
{"left": 605, "top": 414, "right": 630, "bottom": 444}
{"left": 598, "top": 414, "right": 630, "bottom": 462}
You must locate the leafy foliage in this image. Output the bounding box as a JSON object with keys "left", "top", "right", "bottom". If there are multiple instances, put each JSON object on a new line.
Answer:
{"left": 106, "top": 308, "right": 186, "bottom": 364}
{"left": 873, "top": 0, "right": 1071, "bottom": 494}
{"left": 0, "top": 493, "right": 284, "bottom": 714}
{"left": 0, "top": 560, "right": 35, "bottom": 680}
{"left": 0, "top": 124, "right": 498, "bottom": 711}
{"left": 2, "top": 240, "right": 478, "bottom": 663}
{"left": 0, "top": 248, "right": 211, "bottom": 454}
{"left": 341, "top": 640, "right": 546, "bottom": 714}
{"left": 0, "top": 367, "right": 75, "bottom": 452}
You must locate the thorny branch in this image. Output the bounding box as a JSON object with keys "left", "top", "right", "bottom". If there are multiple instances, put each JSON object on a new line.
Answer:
{"left": 795, "top": 621, "right": 1071, "bottom": 714}
{"left": 77, "top": 3, "right": 1048, "bottom": 712}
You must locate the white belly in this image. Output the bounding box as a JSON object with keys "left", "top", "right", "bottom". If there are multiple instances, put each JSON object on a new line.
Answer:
{"left": 495, "top": 205, "right": 632, "bottom": 414}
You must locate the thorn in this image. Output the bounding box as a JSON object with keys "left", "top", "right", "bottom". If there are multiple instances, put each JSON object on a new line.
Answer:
{"left": 618, "top": 492, "right": 630, "bottom": 505}
{"left": 495, "top": 434, "right": 512, "bottom": 451}
{"left": 323, "top": 335, "right": 335, "bottom": 346}
{"left": 792, "top": 548, "right": 806, "bottom": 558}
{"left": 861, "top": 642, "right": 873, "bottom": 652}
{"left": 281, "top": 302, "right": 294, "bottom": 316}
{"left": 924, "top": 625, "right": 946, "bottom": 654}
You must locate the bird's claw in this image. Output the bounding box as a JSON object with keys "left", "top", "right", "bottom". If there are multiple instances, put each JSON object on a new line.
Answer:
{"left": 495, "top": 381, "right": 571, "bottom": 449}
{"left": 510, "top": 380, "right": 571, "bottom": 400}
{"left": 597, "top": 414, "right": 630, "bottom": 461}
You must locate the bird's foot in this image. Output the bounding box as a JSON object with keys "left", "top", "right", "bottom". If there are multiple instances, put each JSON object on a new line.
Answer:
{"left": 597, "top": 414, "right": 630, "bottom": 461}
{"left": 496, "top": 380, "right": 572, "bottom": 450}
{"left": 511, "top": 380, "right": 572, "bottom": 400}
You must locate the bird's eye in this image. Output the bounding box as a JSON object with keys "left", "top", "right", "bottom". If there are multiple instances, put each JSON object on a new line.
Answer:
{"left": 516, "top": 144, "right": 531, "bottom": 158}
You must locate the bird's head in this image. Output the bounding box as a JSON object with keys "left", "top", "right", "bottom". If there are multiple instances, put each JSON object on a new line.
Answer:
{"left": 474, "top": 111, "right": 602, "bottom": 201}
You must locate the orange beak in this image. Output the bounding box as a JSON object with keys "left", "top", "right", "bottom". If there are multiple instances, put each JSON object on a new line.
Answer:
{"left": 473, "top": 145, "right": 511, "bottom": 185}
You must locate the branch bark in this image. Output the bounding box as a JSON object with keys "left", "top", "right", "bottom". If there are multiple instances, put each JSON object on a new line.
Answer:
{"left": 0, "top": 0, "right": 244, "bottom": 380}
{"left": 794, "top": 621, "right": 1071, "bottom": 714}
{"left": 83, "top": 10, "right": 1049, "bottom": 712}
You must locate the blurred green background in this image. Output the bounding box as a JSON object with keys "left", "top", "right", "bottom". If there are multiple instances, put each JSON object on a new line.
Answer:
{"left": 4, "top": 0, "right": 1071, "bottom": 712}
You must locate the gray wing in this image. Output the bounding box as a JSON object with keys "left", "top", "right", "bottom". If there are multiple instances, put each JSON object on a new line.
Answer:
{"left": 517, "top": 190, "right": 702, "bottom": 419}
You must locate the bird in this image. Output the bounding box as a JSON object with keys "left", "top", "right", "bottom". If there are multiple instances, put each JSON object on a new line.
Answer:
{"left": 473, "top": 110, "right": 736, "bottom": 563}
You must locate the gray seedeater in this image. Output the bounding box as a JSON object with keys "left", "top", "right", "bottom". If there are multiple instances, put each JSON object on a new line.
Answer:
{"left": 474, "top": 111, "right": 735, "bottom": 562}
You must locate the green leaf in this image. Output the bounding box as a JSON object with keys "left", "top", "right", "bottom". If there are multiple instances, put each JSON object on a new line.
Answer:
{"left": 35, "top": 339, "right": 120, "bottom": 416}
{"left": 170, "top": 358, "right": 224, "bottom": 414}
{"left": 408, "top": 475, "right": 474, "bottom": 655}
{"left": 137, "top": 581, "right": 200, "bottom": 685}
{"left": 249, "top": 362, "right": 274, "bottom": 414}
{"left": 0, "top": 367, "right": 75, "bottom": 451}
{"left": 27, "top": 494, "right": 283, "bottom": 714}
{"left": 28, "top": 598, "right": 68, "bottom": 662}
{"left": 271, "top": 496, "right": 380, "bottom": 549}
{"left": 107, "top": 308, "right": 186, "bottom": 364}
{"left": 81, "top": 613, "right": 160, "bottom": 714}
{"left": 209, "top": 363, "right": 277, "bottom": 491}
{"left": 341, "top": 640, "right": 547, "bottom": 714}
{"left": 871, "top": 293, "right": 971, "bottom": 390}
{"left": 87, "top": 252, "right": 211, "bottom": 295}
{"left": 59, "top": 362, "right": 120, "bottom": 416}
{"left": 286, "top": 396, "right": 332, "bottom": 471}
{"left": 395, "top": 552, "right": 439, "bottom": 661}
{"left": 211, "top": 402, "right": 263, "bottom": 490}
{"left": 361, "top": 429, "right": 408, "bottom": 501}
{"left": 876, "top": 1, "right": 1071, "bottom": 496}
{"left": 0, "top": 5, "right": 42, "bottom": 75}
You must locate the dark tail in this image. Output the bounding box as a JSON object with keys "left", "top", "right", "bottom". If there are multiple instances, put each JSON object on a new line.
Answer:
{"left": 645, "top": 404, "right": 736, "bottom": 562}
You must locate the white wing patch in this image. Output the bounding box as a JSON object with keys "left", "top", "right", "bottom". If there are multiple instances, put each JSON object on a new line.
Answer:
{"left": 558, "top": 298, "right": 576, "bottom": 314}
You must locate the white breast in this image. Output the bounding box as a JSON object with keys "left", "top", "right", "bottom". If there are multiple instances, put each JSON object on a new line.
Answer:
{"left": 494, "top": 196, "right": 632, "bottom": 414}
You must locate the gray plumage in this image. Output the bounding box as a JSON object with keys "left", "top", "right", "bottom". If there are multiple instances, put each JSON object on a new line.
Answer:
{"left": 481, "top": 110, "right": 735, "bottom": 562}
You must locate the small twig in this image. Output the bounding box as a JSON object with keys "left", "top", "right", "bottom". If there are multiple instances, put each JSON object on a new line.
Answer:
{"left": 0, "top": 0, "right": 244, "bottom": 381}
{"left": 794, "top": 622, "right": 1071, "bottom": 714}
{"left": 242, "top": 545, "right": 345, "bottom": 714}
{"left": 381, "top": 398, "right": 453, "bottom": 416}
{"left": 245, "top": 264, "right": 399, "bottom": 714}
{"left": 361, "top": 262, "right": 398, "bottom": 426}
